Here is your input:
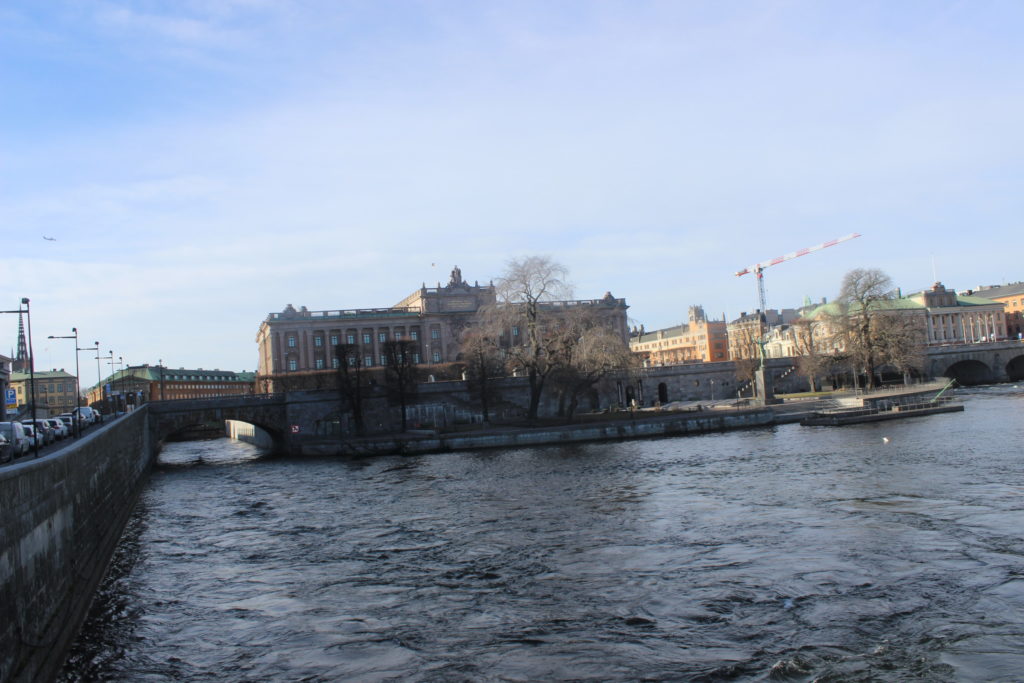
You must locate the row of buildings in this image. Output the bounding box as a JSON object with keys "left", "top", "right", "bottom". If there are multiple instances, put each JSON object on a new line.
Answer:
{"left": 630, "top": 281, "right": 1021, "bottom": 367}
{"left": 1, "top": 356, "right": 255, "bottom": 418}
{"left": 4, "top": 272, "right": 1022, "bottom": 414}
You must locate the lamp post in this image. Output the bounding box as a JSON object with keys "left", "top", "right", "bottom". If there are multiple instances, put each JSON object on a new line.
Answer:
{"left": 120, "top": 357, "right": 128, "bottom": 412}
{"left": 158, "top": 358, "right": 165, "bottom": 401}
{"left": 47, "top": 328, "right": 83, "bottom": 439}
{"left": 116, "top": 358, "right": 124, "bottom": 417}
{"left": 97, "top": 350, "right": 113, "bottom": 416}
{"left": 1, "top": 299, "right": 39, "bottom": 458}
{"left": 84, "top": 342, "right": 99, "bottom": 411}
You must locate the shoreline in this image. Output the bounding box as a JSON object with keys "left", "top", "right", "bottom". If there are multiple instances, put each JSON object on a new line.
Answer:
{"left": 288, "top": 383, "right": 954, "bottom": 457}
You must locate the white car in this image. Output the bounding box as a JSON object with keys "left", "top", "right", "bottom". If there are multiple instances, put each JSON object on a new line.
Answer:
{"left": 0, "top": 422, "right": 29, "bottom": 457}
{"left": 21, "top": 423, "right": 43, "bottom": 450}
{"left": 22, "top": 419, "right": 54, "bottom": 445}
{"left": 73, "top": 406, "right": 98, "bottom": 425}
{"left": 45, "top": 418, "right": 68, "bottom": 440}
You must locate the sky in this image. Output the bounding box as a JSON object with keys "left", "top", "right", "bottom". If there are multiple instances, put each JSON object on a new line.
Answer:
{"left": 2, "top": 0, "right": 1022, "bottom": 379}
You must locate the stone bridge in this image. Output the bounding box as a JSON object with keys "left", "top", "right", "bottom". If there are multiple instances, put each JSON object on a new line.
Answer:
{"left": 147, "top": 391, "right": 351, "bottom": 455}
{"left": 145, "top": 343, "right": 1024, "bottom": 454}
{"left": 148, "top": 394, "right": 290, "bottom": 451}
{"left": 925, "top": 340, "right": 1024, "bottom": 384}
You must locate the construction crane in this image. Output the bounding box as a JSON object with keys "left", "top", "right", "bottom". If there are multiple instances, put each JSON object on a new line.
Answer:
{"left": 735, "top": 232, "right": 861, "bottom": 318}
{"left": 735, "top": 232, "right": 861, "bottom": 391}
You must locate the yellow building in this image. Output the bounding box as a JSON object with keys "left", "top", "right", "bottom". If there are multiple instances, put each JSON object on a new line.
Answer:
{"left": 10, "top": 370, "right": 79, "bottom": 417}
{"left": 630, "top": 306, "right": 729, "bottom": 365}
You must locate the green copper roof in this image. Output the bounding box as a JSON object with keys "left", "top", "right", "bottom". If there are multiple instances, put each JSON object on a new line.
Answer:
{"left": 10, "top": 370, "right": 77, "bottom": 381}
{"left": 805, "top": 292, "right": 1001, "bottom": 319}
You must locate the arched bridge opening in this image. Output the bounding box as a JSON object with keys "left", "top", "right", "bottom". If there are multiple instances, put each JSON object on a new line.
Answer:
{"left": 943, "top": 359, "right": 994, "bottom": 386}
{"left": 1006, "top": 354, "right": 1024, "bottom": 382}
{"left": 148, "top": 396, "right": 288, "bottom": 454}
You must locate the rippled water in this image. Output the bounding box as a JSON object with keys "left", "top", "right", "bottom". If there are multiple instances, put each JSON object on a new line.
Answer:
{"left": 63, "top": 385, "right": 1024, "bottom": 681}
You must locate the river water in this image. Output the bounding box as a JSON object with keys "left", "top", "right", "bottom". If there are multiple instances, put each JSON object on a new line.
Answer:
{"left": 62, "top": 385, "right": 1023, "bottom": 681}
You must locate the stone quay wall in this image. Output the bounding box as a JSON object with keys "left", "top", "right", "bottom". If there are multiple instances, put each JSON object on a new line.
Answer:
{"left": 0, "top": 407, "right": 156, "bottom": 683}
{"left": 303, "top": 407, "right": 780, "bottom": 457}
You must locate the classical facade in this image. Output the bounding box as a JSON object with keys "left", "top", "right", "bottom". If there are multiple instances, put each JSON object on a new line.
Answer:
{"left": 256, "top": 267, "right": 629, "bottom": 393}
{"left": 963, "top": 282, "right": 1024, "bottom": 339}
{"left": 802, "top": 282, "right": 1007, "bottom": 349}
{"left": 630, "top": 306, "right": 729, "bottom": 365}
{"left": 10, "top": 370, "right": 78, "bottom": 417}
{"left": 908, "top": 282, "right": 1007, "bottom": 344}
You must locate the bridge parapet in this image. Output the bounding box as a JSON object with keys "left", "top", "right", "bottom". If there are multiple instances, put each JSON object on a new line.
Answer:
{"left": 926, "top": 340, "right": 1024, "bottom": 383}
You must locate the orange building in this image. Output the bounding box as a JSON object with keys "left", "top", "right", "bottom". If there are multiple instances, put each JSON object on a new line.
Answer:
{"left": 630, "top": 306, "right": 729, "bottom": 365}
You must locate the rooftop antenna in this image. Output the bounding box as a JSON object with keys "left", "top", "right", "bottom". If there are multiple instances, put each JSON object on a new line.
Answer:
{"left": 931, "top": 254, "right": 938, "bottom": 283}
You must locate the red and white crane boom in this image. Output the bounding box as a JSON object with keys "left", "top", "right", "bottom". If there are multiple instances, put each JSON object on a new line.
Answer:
{"left": 735, "top": 232, "right": 861, "bottom": 318}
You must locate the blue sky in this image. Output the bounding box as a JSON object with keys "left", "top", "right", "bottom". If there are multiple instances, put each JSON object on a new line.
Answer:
{"left": 3, "top": 0, "right": 1022, "bottom": 377}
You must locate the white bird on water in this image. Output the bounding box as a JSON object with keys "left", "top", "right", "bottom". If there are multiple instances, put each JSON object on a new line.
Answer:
{"left": 882, "top": 437, "right": 890, "bottom": 444}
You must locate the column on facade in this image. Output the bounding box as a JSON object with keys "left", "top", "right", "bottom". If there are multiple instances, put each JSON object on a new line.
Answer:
{"left": 273, "top": 331, "right": 283, "bottom": 372}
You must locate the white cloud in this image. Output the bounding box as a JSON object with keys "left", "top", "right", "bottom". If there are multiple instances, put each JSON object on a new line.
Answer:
{"left": 4, "top": 0, "right": 1024, "bottom": 371}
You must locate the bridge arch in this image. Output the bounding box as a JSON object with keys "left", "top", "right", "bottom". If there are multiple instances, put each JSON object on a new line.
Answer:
{"left": 148, "top": 396, "right": 289, "bottom": 454}
{"left": 942, "top": 359, "right": 994, "bottom": 385}
{"left": 1006, "top": 354, "right": 1024, "bottom": 382}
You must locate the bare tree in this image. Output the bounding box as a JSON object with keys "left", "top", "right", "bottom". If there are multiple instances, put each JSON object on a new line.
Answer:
{"left": 333, "top": 343, "right": 366, "bottom": 436}
{"left": 485, "top": 256, "right": 574, "bottom": 420}
{"left": 548, "top": 309, "right": 637, "bottom": 421}
{"left": 836, "top": 268, "right": 896, "bottom": 389}
{"left": 730, "top": 322, "right": 759, "bottom": 391}
{"left": 874, "top": 312, "right": 927, "bottom": 384}
{"left": 382, "top": 339, "right": 419, "bottom": 432}
{"left": 459, "top": 324, "right": 505, "bottom": 423}
{"left": 792, "top": 318, "right": 830, "bottom": 392}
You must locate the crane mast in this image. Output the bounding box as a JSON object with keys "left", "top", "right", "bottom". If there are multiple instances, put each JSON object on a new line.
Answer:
{"left": 734, "top": 232, "right": 861, "bottom": 401}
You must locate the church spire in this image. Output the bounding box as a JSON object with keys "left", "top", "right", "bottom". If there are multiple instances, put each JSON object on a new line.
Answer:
{"left": 13, "top": 310, "right": 29, "bottom": 372}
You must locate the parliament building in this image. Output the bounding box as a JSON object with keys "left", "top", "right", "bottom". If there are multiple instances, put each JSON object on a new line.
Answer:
{"left": 256, "top": 267, "right": 629, "bottom": 393}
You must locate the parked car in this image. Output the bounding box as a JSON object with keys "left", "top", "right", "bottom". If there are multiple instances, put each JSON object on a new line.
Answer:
{"left": 58, "top": 413, "right": 81, "bottom": 433}
{"left": 73, "top": 406, "right": 98, "bottom": 425}
{"left": 0, "top": 422, "right": 29, "bottom": 457}
{"left": 46, "top": 418, "right": 69, "bottom": 440}
{"left": 22, "top": 419, "right": 54, "bottom": 445}
{"left": 27, "top": 419, "right": 56, "bottom": 444}
{"left": 21, "top": 423, "right": 42, "bottom": 450}
{"left": 92, "top": 409, "right": 104, "bottom": 424}
{"left": 0, "top": 434, "right": 12, "bottom": 463}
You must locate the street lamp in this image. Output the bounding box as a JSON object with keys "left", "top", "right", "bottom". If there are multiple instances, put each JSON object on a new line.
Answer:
{"left": 97, "top": 349, "right": 113, "bottom": 414}
{"left": 46, "top": 327, "right": 83, "bottom": 439}
{"left": 1, "top": 299, "right": 39, "bottom": 458}
{"left": 87, "top": 341, "right": 100, "bottom": 408}
{"left": 106, "top": 355, "right": 124, "bottom": 414}
{"left": 120, "top": 357, "right": 128, "bottom": 412}
{"left": 710, "top": 378, "right": 716, "bottom": 402}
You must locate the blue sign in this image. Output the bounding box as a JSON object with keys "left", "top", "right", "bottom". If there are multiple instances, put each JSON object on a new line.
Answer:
{"left": 4, "top": 388, "right": 15, "bottom": 408}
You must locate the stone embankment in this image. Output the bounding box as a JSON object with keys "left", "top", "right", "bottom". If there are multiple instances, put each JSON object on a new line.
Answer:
{"left": 0, "top": 409, "right": 156, "bottom": 683}
{"left": 300, "top": 383, "right": 951, "bottom": 457}
{"left": 304, "top": 406, "right": 784, "bottom": 457}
